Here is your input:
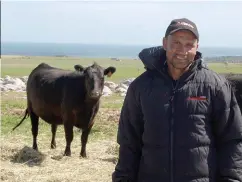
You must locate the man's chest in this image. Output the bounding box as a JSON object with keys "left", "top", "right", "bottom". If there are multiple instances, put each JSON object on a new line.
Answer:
{"left": 139, "top": 82, "right": 212, "bottom": 119}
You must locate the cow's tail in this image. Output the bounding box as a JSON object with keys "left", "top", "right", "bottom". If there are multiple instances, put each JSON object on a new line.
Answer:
{"left": 12, "top": 109, "right": 29, "bottom": 131}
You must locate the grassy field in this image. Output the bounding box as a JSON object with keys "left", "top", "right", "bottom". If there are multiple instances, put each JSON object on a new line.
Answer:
{"left": 1, "top": 55, "right": 242, "bottom": 182}
{"left": 1, "top": 55, "right": 242, "bottom": 79}
{"left": 1, "top": 55, "right": 146, "bottom": 82}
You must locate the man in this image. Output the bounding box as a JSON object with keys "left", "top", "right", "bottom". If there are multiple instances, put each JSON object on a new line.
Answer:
{"left": 112, "top": 18, "right": 242, "bottom": 182}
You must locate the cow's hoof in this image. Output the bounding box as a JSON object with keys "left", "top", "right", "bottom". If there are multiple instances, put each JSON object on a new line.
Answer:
{"left": 64, "top": 151, "right": 71, "bottom": 156}
{"left": 51, "top": 144, "right": 56, "bottom": 149}
{"left": 80, "top": 152, "right": 87, "bottom": 158}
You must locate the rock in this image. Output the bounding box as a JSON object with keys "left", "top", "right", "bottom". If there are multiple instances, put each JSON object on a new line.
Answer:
{"left": 116, "top": 83, "right": 128, "bottom": 90}
{"left": 1, "top": 76, "right": 27, "bottom": 92}
{"left": 1, "top": 84, "right": 18, "bottom": 91}
{"left": 115, "top": 87, "right": 127, "bottom": 94}
{"left": 3, "top": 75, "right": 14, "bottom": 84}
{"left": 0, "top": 75, "right": 136, "bottom": 97}
{"left": 20, "top": 76, "right": 28, "bottom": 83}
{"left": 120, "top": 78, "right": 135, "bottom": 86}
{"left": 102, "top": 86, "right": 113, "bottom": 96}
{"left": 104, "top": 81, "right": 117, "bottom": 91}
{"left": 120, "top": 93, "right": 126, "bottom": 97}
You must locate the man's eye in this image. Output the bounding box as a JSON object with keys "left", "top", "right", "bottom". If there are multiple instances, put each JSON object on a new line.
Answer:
{"left": 186, "top": 44, "right": 194, "bottom": 48}
{"left": 174, "top": 41, "right": 180, "bottom": 45}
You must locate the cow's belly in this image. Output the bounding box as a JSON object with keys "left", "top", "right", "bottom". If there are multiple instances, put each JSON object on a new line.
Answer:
{"left": 31, "top": 99, "right": 92, "bottom": 128}
{"left": 31, "top": 101, "right": 63, "bottom": 125}
{"left": 72, "top": 108, "right": 90, "bottom": 129}
{"left": 39, "top": 115, "right": 63, "bottom": 125}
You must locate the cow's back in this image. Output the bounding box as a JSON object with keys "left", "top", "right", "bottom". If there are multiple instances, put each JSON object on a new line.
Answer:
{"left": 27, "top": 63, "right": 75, "bottom": 124}
{"left": 225, "top": 73, "right": 242, "bottom": 112}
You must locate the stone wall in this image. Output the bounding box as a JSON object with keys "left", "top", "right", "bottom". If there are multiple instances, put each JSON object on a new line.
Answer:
{"left": 0, "top": 75, "right": 136, "bottom": 97}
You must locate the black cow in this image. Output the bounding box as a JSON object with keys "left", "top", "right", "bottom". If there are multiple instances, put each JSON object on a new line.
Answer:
{"left": 223, "top": 73, "right": 242, "bottom": 112}
{"left": 12, "top": 62, "right": 116, "bottom": 157}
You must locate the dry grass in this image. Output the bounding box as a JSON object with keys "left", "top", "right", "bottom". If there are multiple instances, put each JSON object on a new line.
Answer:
{"left": 1, "top": 135, "right": 119, "bottom": 182}
{"left": 1, "top": 92, "right": 122, "bottom": 182}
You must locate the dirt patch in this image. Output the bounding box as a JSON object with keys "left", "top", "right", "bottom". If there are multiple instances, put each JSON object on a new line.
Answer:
{"left": 98, "top": 108, "right": 121, "bottom": 123}
{"left": 1, "top": 92, "right": 26, "bottom": 101}
{"left": 9, "top": 108, "right": 26, "bottom": 116}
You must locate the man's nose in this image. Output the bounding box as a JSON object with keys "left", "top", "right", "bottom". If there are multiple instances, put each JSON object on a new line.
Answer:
{"left": 176, "top": 45, "right": 188, "bottom": 54}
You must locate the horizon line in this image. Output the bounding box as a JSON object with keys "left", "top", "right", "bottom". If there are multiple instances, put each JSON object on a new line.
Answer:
{"left": 2, "top": 41, "right": 242, "bottom": 49}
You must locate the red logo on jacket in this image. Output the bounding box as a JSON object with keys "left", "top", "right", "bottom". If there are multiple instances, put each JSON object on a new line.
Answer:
{"left": 187, "top": 96, "right": 207, "bottom": 101}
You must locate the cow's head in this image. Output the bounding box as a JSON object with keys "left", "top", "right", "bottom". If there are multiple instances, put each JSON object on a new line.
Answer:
{"left": 74, "top": 63, "right": 116, "bottom": 99}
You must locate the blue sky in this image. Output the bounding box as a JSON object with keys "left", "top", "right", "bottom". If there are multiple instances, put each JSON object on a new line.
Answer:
{"left": 2, "top": 0, "right": 242, "bottom": 47}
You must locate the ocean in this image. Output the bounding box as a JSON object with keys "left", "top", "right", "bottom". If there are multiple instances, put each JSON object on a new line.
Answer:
{"left": 1, "top": 42, "right": 242, "bottom": 58}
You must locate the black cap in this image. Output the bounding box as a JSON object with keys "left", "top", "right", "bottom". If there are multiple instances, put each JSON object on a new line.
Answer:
{"left": 165, "top": 18, "right": 199, "bottom": 41}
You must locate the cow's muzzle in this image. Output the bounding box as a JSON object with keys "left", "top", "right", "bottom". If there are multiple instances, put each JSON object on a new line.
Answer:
{"left": 90, "top": 91, "right": 101, "bottom": 98}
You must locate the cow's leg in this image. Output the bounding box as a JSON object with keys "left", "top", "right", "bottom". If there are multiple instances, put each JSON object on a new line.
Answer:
{"left": 51, "top": 124, "right": 57, "bottom": 149}
{"left": 63, "top": 123, "right": 73, "bottom": 156}
{"left": 30, "top": 111, "right": 39, "bottom": 150}
{"left": 80, "top": 124, "right": 93, "bottom": 158}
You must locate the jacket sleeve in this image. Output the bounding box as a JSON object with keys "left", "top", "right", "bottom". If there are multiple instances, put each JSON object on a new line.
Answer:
{"left": 213, "top": 81, "right": 242, "bottom": 182}
{"left": 112, "top": 82, "right": 144, "bottom": 182}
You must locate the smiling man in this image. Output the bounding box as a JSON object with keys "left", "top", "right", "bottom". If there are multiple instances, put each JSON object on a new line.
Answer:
{"left": 112, "top": 18, "right": 242, "bottom": 182}
{"left": 163, "top": 20, "right": 199, "bottom": 80}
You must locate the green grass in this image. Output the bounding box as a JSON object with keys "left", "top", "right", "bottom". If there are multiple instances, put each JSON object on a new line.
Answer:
{"left": 1, "top": 55, "right": 145, "bottom": 81}
{"left": 2, "top": 55, "right": 241, "bottom": 81}
{"left": 208, "top": 63, "right": 242, "bottom": 73}
{"left": 1, "top": 92, "right": 121, "bottom": 142}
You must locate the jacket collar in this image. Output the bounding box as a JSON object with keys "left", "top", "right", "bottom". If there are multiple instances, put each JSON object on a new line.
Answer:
{"left": 138, "top": 46, "right": 206, "bottom": 83}
{"left": 138, "top": 46, "right": 204, "bottom": 71}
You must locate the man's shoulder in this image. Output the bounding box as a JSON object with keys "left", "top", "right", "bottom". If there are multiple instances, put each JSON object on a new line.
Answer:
{"left": 197, "top": 67, "right": 229, "bottom": 88}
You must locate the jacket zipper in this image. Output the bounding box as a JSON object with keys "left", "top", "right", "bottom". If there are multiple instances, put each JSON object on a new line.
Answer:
{"left": 169, "top": 81, "right": 179, "bottom": 182}
{"left": 150, "top": 62, "right": 180, "bottom": 182}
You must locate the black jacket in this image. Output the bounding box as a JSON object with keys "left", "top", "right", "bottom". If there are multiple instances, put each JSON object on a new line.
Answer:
{"left": 112, "top": 46, "right": 242, "bottom": 182}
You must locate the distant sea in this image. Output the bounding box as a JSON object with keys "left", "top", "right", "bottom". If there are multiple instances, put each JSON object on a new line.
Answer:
{"left": 1, "top": 42, "right": 242, "bottom": 58}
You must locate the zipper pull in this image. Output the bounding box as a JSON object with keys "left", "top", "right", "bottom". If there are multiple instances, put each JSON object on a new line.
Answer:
{"left": 169, "top": 96, "right": 174, "bottom": 102}
{"left": 169, "top": 89, "right": 176, "bottom": 102}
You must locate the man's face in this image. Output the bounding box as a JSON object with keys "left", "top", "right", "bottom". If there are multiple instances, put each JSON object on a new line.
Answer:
{"left": 163, "top": 30, "right": 199, "bottom": 70}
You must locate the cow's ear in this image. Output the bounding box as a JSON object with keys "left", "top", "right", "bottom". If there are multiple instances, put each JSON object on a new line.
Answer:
{"left": 104, "top": 66, "right": 116, "bottom": 77}
{"left": 74, "top": 65, "right": 85, "bottom": 72}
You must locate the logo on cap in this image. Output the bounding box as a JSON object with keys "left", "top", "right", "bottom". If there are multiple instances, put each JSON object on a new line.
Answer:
{"left": 177, "top": 21, "right": 194, "bottom": 29}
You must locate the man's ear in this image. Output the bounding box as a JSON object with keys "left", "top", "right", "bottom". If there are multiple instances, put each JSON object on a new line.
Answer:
{"left": 162, "top": 37, "right": 167, "bottom": 51}
{"left": 104, "top": 66, "right": 116, "bottom": 77}
{"left": 74, "top": 65, "right": 85, "bottom": 72}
